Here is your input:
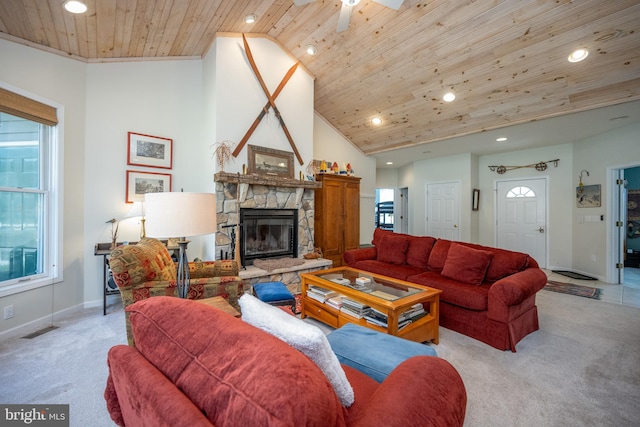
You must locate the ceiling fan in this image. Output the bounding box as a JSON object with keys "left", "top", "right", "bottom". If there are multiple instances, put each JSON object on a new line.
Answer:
{"left": 294, "top": 0, "right": 404, "bottom": 33}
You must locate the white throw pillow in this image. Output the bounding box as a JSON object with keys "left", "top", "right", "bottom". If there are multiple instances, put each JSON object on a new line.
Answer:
{"left": 239, "top": 294, "right": 354, "bottom": 407}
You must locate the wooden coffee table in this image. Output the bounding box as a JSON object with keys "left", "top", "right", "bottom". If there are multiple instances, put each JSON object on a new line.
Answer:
{"left": 197, "top": 296, "right": 241, "bottom": 318}
{"left": 300, "top": 267, "right": 441, "bottom": 344}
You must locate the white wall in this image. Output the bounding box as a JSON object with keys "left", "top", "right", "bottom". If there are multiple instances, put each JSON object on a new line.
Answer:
{"left": 479, "top": 144, "right": 574, "bottom": 270}
{"left": 406, "top": 153, "right": 474, "bottom": 241}
{"left": 0, "top": 38, "right": 87, "bottom": 335}
{"left": 572, "top": 122, "right": 640, "bottom": 280}
{"left": 84, "top": 59, "right": 204, "bottom": 305}
{"left": 2, "top": 35, "right": 363, "bottom": 337}
{"left": 210, "top": 35, "right": 314, "bottom": 178}
{"left": 313, "top": 115, "right": 376, "bottom": 245}
{"left": 390, "top": 123, "right": 640, "bottom": 282}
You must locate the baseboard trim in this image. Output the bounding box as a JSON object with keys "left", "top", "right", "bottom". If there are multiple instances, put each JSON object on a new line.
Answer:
{"left": 0, "top": 303, "right": 83, "bottom": 342}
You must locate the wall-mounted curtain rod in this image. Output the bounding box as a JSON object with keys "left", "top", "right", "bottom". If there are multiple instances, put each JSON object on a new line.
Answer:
{"left": 488, "top": 159, "right": 559, "bottom": 174}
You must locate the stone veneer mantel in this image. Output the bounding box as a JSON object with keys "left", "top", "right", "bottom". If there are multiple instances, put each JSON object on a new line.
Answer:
{"left": 214, "top": 172, "right": 322, "bottom": 189}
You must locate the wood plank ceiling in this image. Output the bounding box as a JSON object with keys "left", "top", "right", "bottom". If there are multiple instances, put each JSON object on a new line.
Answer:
{"left": 1, "top": 0, "right": 639, "bottom": 158}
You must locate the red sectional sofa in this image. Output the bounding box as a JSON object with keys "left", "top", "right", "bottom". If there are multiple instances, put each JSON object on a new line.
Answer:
{"left": 343, "top": 229, "right": 548, "bottom": 352}
{"left": 105, "top": 297, "right": 467, "bottom": 426}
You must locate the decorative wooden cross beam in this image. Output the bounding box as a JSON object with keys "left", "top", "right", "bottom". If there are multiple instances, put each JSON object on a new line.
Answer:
{"left": 232, "top": 61, "right": 299, "bottom": 159}
{"left": 238, "top": 34, "right": 303, "bottom": 165}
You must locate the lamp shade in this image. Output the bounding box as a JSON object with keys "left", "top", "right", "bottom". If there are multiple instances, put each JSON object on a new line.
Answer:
{"left": 125, "top": 201, "right": 145, "bottom": 218}
{"left": 144, "top": 192, "right": 217, "bottom": 238}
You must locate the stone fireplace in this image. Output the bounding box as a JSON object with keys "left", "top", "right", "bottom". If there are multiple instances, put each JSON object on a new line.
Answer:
{"left": 214, "top": 172, "right": 321, "bottom": 263}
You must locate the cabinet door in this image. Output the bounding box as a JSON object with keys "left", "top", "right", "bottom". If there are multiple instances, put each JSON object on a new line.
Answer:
{"left": 343, "top": 180, "right": 360, "bottom": 252}
{"left": 320, "top": 178, "right": 345, "bottom": 264}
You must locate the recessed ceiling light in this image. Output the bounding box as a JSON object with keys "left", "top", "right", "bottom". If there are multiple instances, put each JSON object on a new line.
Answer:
{"left": 496, "top": 137, "right": 508, "bottom": 142}
{"left": 568, "top": 48, "right": 589, "bottom": 63}
{"left": 244, "top": 14, "right": 257, "bottom": 24}
{"left": 443, "top": 92, "right": 456, "bottom": 102}
{"left": 371, "top": 117, "right": 382, "bottom": 125}
{"left": 64, "top": 0, "right": 87, "bottom": 14}
{"left": 305, "top": 45, "right": 317, "bottom": 55}
{"left": 386, "top": 161, "right": 393, "bottom": 165}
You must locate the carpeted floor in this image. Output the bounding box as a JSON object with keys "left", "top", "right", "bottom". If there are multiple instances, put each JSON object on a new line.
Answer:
{"left": 544, "top": 280, "right": 603, "bottom": 299}
{"left": 1, "top": 289, "right": 639, "bottom": 426}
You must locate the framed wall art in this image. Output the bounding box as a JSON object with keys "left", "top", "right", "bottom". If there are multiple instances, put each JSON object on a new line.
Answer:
{"left": 247, "top": 144, "right": 294, "bottom": 179}
{"left": 127, "top": 132, "right": 173, "bottom": 169}
{"left": 126, "top": 170, "right": 172, "bottom": 203}
{"left": 472, "top": 189, "right": 480, "bottom": 211}
{"left": 576, "top": 184, "right": 601, "bottom": 208}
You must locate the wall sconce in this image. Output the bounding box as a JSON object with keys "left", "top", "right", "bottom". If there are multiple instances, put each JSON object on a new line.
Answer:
{"left": 577, "top": 170, "right": 589, "bottom": 194}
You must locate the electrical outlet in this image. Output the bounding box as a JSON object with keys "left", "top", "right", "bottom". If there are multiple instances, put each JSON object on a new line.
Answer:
{"left": 4, "top": 305, "right": 14, "bottom": 320}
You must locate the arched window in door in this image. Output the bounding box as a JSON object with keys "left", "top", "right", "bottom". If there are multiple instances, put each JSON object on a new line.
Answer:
{"left": 506, "top": 186, "right": 535, "bottom": 198}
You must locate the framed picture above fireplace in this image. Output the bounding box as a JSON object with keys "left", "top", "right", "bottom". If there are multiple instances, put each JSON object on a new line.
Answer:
{"left": 248, "top": 145, "right": 294, "bottom": 179}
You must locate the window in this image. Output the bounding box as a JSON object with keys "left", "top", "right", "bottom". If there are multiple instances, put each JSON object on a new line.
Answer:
{"left": 0, "top": 87, "right": 60, "bottom": 295}
{"left": 506, "top": 186, "right": 535, "bottom": 198}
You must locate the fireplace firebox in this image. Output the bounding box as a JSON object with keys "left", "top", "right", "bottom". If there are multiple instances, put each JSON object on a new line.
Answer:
{"left": 240, "top": 208, "right": 298, "bottom": 266}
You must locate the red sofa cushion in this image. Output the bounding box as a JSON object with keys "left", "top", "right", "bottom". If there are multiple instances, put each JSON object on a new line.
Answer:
{"left": 406, "top": 236, "right": 437, "bottom": 269}
{"left": 482, "top": 248, "right": 530, "bottom": 281}
{"left": 350, "top": 260, "right": 425, "bottom": 281}
{"left": 371, "top": 228, "right": 393, "bottom": 246}
{"left": 376, "top": 234, "right": 409, "bottom": 265}
{"left": 409, "top": 271, "right": 490, "bottom": 311}
{"left": 127, "top": 297, "right": 347, "bottom": 426}
{"left": 441, "top": 243, "right": 493, "bottom": 285}
{"left": 427, "top": 239, "right": 452, "bottom": 272}
{"left": 427, "top": 239, "right": 529, "bottom": 281}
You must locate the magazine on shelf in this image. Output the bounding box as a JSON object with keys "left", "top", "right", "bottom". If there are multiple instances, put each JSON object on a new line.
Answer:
{"left": 325, "top": 295, "right": 344, "bottom": 309}
{"left": 309, "top": 285, "right": 337, "bottom": 297}
{"left": 306, "top": 291, "right": 328, "bottom": 304}
{"left": 340, "top": 306, "right": 367, "bottom": 319}
{"left": 307, "top": 286, "right": 338, "bottom": 302}
{"left": 341, "top": 297, "right": 367, "bottom": 309}
{"left": 369, "top": 290, "right": 396, "bottom": 300}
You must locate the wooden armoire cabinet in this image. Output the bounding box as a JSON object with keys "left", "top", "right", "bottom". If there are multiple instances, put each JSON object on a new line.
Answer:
{"left": 314, "top": 174, "right": 361, "bottom": 267}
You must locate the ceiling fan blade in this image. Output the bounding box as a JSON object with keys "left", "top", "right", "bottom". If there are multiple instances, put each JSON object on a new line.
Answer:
{"left": 336, "top": 4, "right": 353, "bottom": 33}
{"left": 293, "top": 0, "right": 315, "bottom": 5}
{"left": 374, "top": 0, "right": 404, "bottom": 10}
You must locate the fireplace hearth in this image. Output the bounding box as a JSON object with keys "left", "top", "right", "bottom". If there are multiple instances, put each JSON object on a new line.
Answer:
{"left": 240, "top": 208, "right": 297, "bottom": 266}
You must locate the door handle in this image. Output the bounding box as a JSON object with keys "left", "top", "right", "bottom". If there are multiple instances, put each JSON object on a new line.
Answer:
{"left": 454, "top": 224, "right": 458, "bottom": 228}
{"left": 538, "top": 227, "right": 545, "bottom": 233}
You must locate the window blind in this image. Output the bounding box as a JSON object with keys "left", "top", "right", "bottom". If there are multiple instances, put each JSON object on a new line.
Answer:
{"left": 0, "top": 87, "right": 58, "bottom": 126}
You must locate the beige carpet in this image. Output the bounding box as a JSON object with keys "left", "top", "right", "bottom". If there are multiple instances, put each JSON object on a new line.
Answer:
{"left": 1, "top": 290, "right": 638, "bottom": 426}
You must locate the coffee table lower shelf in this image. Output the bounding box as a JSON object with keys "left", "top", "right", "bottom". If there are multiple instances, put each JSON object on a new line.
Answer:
{"left": 302, "top": 297, "right": 439, "bottom": 344}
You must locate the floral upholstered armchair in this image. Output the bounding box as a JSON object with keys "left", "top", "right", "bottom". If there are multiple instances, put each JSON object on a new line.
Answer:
{"left": 109, "top": 238, "right": 244, "bottom": 346}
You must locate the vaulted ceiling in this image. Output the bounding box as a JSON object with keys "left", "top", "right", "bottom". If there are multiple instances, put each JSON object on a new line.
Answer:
{"left": 1, "top": 0, "right": 639, "bottom": 167}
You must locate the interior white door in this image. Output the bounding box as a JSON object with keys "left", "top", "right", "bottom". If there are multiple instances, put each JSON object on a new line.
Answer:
{"left": 496, "top": 178, "right": 547, "bottom": 267}
{"left": 396, "top": 187, "right": 409, "bottom": 234}
{"left": 427, "top": 182, "right": 460, "bottom": 240}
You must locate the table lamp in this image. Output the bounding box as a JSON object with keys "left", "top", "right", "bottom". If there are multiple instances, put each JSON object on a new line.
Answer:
{"left": 125, "top": 201, "right": 146, "bottom": 239}
{"left": 144, "top": 192, "right": 217, "bottom": 298}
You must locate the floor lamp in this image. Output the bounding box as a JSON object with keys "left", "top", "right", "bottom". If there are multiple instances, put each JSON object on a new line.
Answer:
{"left": 144, "top": 192, "right": 217, "bottom": 298}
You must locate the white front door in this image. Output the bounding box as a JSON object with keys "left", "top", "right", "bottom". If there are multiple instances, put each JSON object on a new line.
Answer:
{"left": 496, "top": 178, "right": 547, "bottom": 267}
{"left": 427, "top": 182, "right": 460, "bottom": 240}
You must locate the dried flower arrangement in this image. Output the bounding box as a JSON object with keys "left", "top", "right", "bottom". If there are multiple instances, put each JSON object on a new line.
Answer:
{"left": 212, "top": 140, "right": 235, "bottom": 172}
{"left": 106, "top": 218, "right": 119, "bottom": 249}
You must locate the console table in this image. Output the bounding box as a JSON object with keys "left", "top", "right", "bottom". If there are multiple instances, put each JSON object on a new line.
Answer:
{"left": 94, "top": 241, "right": 178, "bottom": 315}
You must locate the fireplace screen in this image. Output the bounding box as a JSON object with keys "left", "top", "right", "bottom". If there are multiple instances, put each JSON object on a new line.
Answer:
{"left": 240, "top": 208, "right": 298, "bottom": 266}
